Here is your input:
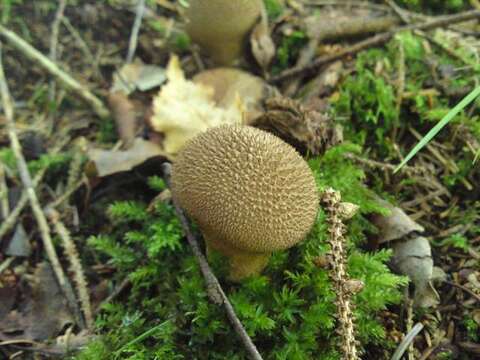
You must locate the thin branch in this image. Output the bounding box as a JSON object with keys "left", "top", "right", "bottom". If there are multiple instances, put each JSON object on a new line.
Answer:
{"left": 94, "top": 277, "right": 131, "bottom": 316}
{"left": 271, "top": 9, "right": 480, "bottom": 83}
{"left": 126, "top": 0, "right": 146, "bottom": 63}
{"left": 49, "top": 0, "right": 67, "bottom": 101}
{"left": 444, "top": 280, "right": 480, "bottom": 303}
{"left": 0, "top": 169, "right": 45, "bottom": 240}
{"left": 0, "top": 163, "right": 9, "bottom": 218}
{"left": 0, "top": 256, "right": 15, "bottom": 275}
{"left": 60, "top": 17, "right": 97, "bottom": 67}
{"left": 0, "top": 24, "right": 110, "bottom": 119}
{"left": 162, "top": 163, "right": 264, "bottom": 360}
{"left": 0, "top": 138, "right": 69, "bottom": 241}
{"left": 0, "top": 41, "right": 83, "bottom": 328}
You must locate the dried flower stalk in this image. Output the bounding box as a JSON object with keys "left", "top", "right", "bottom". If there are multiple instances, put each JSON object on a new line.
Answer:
{"left": 321, "top": 188, "right": 361, "bottom": 360}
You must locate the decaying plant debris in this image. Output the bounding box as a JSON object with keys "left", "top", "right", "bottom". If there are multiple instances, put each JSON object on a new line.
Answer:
{"left": 0, "top": 1, "right": 480, "bottom": 359}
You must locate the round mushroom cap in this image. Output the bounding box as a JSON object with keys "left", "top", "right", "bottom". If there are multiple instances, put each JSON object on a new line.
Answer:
{"left": 184, "top": 0, "right": 262, "bottom": 64}
{"left": 171, "top": 125, "right": 319, "bottom": 253}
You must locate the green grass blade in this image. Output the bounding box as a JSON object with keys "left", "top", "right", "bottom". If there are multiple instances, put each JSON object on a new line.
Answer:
{"left": 394, "top": 85, "right": 480, "bottom": 173}
{"left": 114, "top": 320, "right": 171, "bottom": 358}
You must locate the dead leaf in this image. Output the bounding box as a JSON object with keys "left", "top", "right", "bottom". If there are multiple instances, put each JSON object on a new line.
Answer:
{"left": 87, "top": 138, "right": 167, "bottom": 177}
{"left": 372, "top": 199, "right": 438, "bottom": 308}
{"left": 391, "top": 236, "right": 440, "bottom": 308}
{"left": 372, "top": 198, "right": 424, "bottom": 243}
{"left": 250, "top": 5, "right": 275, "bottom": 71}
{"left": 251, "top": 97, "right": 342, "bottom": 155}
{"left": 0, "top": 262, "right": 73, "bottom": 341}
{"left": 149, "top": 56, "right": 245, "bottom": 156}
{"left": 5, "top": 224, "right": 31, "bottom": 257}
{"left": 107, "top": 92, "right": 139, "bottom": 146}
{"left": 111, "top": 59, "right": 166, "bottom": 95}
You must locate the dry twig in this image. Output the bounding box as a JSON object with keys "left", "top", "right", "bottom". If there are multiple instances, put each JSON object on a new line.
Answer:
{"left": 126, "top": 0, "right": 146, "bottom": 63}
{"left": 162, "top": 163, "right": 264, "bottom": 360}
{"left": 94, "top": 277, "right": 131, "bottom": 316}
{"left": 0, "top": 24, "right": 109, "bottom": 119}
{"left": 48, "top": 0, "right": 67, "bottom": 102}
{"left": 0, "top": 163, "right": 9, "bottom": 218}
{"left": 0, "top": 41, "right": 83, "bottom": 328}
{"left": 272, "top": 9, "right": 480, "bottom": 83}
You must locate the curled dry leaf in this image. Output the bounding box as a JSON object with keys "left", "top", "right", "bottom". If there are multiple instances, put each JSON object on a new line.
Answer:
{"left": 109, "top": 60, "right": 166, "bottom": 147}
{"left": 149, "top": 56, "right": 268, "bottom": 156}
{"left": 0, "top": 262, "right": 73, "bottom": 341}
{"left": 250, "top": 4, "right": 275, "bottom": 71}
{"left": 107, "top": 92, "right": 138, "bottom": 146}
{"left": 373, "top": 199, "right": 424, "bottom": 244}
{"left": 250, "top": 97, "right": 342, "bottom": 155}
{"left": 391, "top": 237, "right": 440, "bottom": 308}
{"left": 87, "top": 138, "right": 167, "bottom": 177}
{"left": 372, "top": 199, "right": 439, "bottom": 308}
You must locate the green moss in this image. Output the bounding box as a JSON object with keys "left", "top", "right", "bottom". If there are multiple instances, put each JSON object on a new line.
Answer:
{"left": 264, "top": 0, "right": 284, "bottom": 20}
{"left": 463, "top": 315, "right": 480, "bottom": 342}
{"left": 332, "top": 31, "right": 479, "bottom": 192}
{"left": 273, "top": 31, "right": 308, "bottom": 74}
{"left": 0, "top": 148, "right": 71, "bottom": 179}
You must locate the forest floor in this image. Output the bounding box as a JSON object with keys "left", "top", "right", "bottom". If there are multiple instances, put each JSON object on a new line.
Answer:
{"left": 0, "top": 1, "right": 479, "bottom": 359}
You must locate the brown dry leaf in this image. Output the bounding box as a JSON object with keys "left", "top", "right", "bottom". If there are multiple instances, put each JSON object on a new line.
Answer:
{"left": 107, "top": 92, "right": 139, "bottom": 146}
{"left": 111, "top": 58, "right": 166, "bottom": 95}
{"left": 0, "top": 262, "right": 73, "bottom": 341}
{"left": 87, "top": 138, "right": 167, "bottom": 177}
{"left": 250, "top": 6, "right": 275, "bottom": 71}
{"left": 149, "top": 56, "right": 246, "bottom": 156}
{"left": 372, "top": 199, "right": 439, "bottom": 308}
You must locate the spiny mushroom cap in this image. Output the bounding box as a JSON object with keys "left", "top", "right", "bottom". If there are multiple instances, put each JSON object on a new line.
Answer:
{"left": 171, "top": 125, "right": 319, "bottom": 253}
{"left": 184, "top": 0, "right": 262, "bottom": 64}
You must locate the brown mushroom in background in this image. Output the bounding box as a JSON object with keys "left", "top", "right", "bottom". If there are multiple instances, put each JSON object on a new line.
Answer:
{"left": 171, "top": 125, "right": 319, "bottom": 281}
{"left": 184, "top": 0, "right": 263, "bottom": 65}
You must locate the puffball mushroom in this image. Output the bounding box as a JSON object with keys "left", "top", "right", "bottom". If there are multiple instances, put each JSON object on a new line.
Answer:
{"left": 171, "top": 125, "right": 319, "bottom": 281}
{"left": 184, "top": 0, "right": 263, "bottom": 65}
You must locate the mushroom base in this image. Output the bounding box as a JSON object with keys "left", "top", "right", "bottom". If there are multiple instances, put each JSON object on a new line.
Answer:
{"left": 205, "top": 236, "right": 270, "bottom": 281}
{"left": 198, "top": 40, "right": 244, "bottom": 66}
